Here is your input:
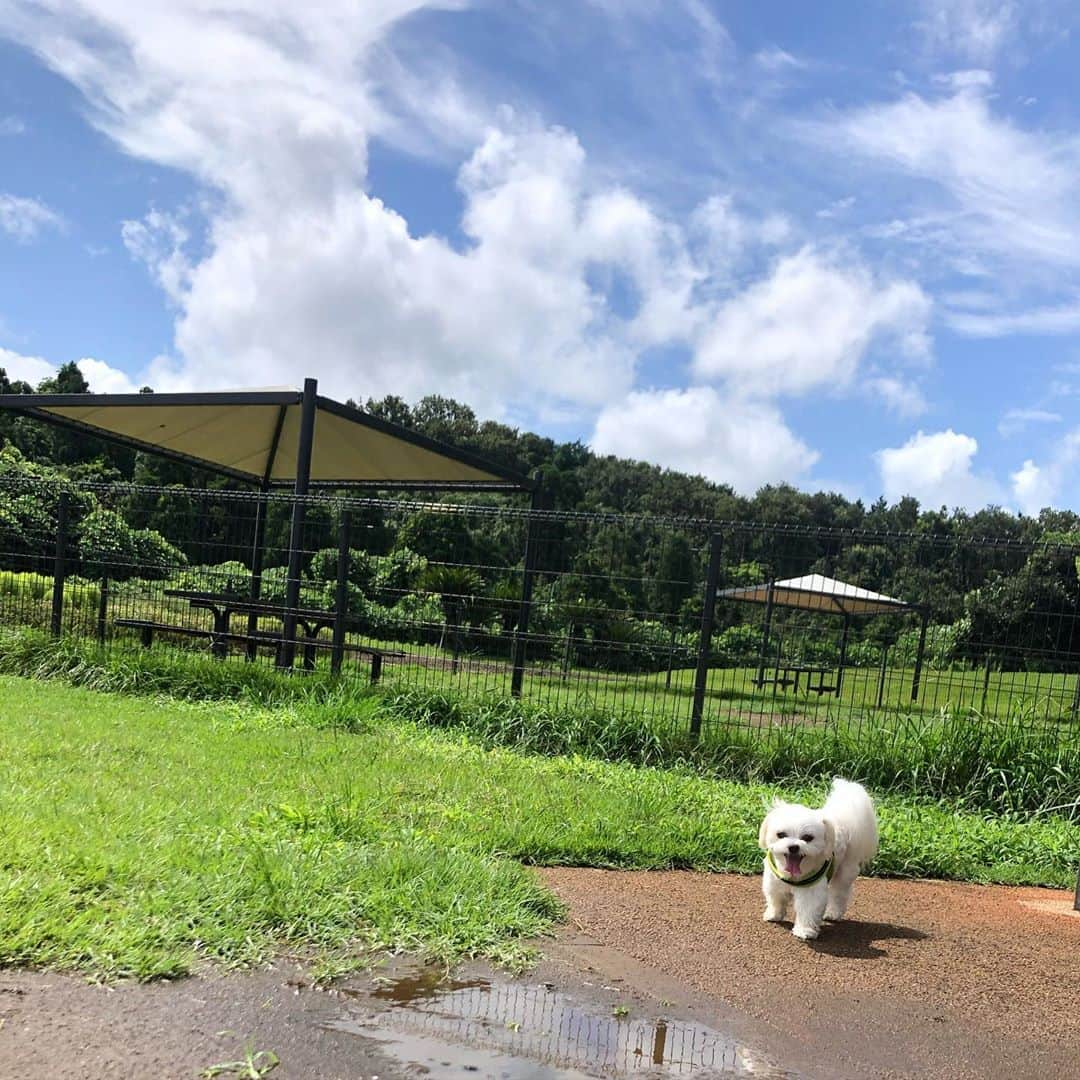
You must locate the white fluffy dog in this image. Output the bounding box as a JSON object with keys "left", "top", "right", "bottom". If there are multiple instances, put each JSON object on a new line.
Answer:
{"left": 758, "top": 778, "right": 878, "bottom": 941}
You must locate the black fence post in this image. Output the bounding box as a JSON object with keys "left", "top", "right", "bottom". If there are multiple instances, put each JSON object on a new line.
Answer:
{"left": 836, "top": 614, "right": 851, "bottom": 699}
{"left": 510, "top": 476, "right": 544, "bottom": 699}
{"left": 281, "top": 378, "right": 318, "bottom": 669}
{"left": 911, "top": 609, "right": 930, "bottom": 703}
{"left": 50, "top": 492, "right": 69, "bottom": 637}
{"left": 755, "top": 582, "right": 776, "bottom": 689}
{"left": 331, "top": 509, "right": 351, "bottom": 676}
{"left": 690, "top": 532, "right": 722, "bottom": 739}
{"left": 876, "top": 644, "right": 889, "bottom": 709}
{"left": 96, "top": 576, "right": 109, "bottom": 645}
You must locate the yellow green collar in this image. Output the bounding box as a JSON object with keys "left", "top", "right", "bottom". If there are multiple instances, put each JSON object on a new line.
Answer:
{"left": 767, "top": 851, "right": 834, "bottom": 887}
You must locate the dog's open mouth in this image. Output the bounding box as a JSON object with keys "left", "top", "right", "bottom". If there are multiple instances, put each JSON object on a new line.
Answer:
{"left": 782, "top": 853, "right": 803, "bottom": 878}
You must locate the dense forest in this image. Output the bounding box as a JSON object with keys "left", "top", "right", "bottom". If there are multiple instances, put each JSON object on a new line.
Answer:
{"left": 2, "top": 360, "right": 1080, "bottom": 674}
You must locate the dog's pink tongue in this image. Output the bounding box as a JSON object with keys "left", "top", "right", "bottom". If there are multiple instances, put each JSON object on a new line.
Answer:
{"left": 783, "top": 853, "right": 803, "bottom": 877}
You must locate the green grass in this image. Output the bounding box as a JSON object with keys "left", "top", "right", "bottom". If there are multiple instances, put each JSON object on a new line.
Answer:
{"left": 0, "top": 657, "right": 1077, "bottom": 983}
{"left": 3, "top": 628, "right": 1079, "bottom": 819}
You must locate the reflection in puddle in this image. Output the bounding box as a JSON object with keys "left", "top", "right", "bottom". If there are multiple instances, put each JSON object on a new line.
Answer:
{"left": 326, "top": 968, "right": 792, "bottom": 1079}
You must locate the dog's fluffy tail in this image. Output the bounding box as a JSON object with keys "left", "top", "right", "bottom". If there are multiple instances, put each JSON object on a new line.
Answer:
{"left": 823, "top": 778, "right": 878, "bottom": 866}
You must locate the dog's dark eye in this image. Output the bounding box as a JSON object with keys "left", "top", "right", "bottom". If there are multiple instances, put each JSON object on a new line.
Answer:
{"left": 801, "top": 834, "right": 814, "bottom": 842}
{"left": 776, "top": 831, "right": 786, "bottom": 839}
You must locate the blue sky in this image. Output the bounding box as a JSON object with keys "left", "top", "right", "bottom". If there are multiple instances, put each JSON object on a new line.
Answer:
{"left": 1, "top": 1, "right": 1079, "bottom": 512}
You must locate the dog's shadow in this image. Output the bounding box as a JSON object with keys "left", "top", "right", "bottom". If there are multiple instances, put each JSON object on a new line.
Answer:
{"left": 805, "top": 919, "right": 928, "bottom": 959}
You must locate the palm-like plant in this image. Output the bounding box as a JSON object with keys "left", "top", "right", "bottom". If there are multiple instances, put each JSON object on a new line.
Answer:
{"left": 421, "top": 564, "right": 483, "bottom": 652}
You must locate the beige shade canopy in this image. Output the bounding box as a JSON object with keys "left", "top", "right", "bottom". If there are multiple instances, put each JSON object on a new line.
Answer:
{"left": 719, "top": 573, "right": 913, "bottom": 616}
{"left": 0, "top": 387, "right": 530, "bottom": 491}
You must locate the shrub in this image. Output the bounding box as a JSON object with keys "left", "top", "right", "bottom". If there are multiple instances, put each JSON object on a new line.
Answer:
{"left": 173, "top": 561, "right": 253, "bottom": 598}
{"left": 306, "top": 548, "right": 375, "bottom": 590}
{"left": 78, "top": 508, "right": 186, "bottom": 581}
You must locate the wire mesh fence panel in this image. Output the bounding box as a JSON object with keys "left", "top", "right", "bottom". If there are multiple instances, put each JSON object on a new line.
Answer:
{"left": 1, "top": 477, "right": 1079, "bottom": 747}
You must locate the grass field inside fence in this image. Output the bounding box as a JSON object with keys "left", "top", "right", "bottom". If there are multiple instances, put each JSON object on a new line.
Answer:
{"left": 0, "top": 669, "right": 1077, "bottom": 985}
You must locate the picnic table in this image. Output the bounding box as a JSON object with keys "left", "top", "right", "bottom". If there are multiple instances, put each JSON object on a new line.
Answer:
{"left": 755, "top": 662, "right": 839, "bottom": 695}
{"left": 114, "top": 588, "right": 398, "bottom": 681}
{"left": 164, "top": 589, "right": 335, "bottom": 664}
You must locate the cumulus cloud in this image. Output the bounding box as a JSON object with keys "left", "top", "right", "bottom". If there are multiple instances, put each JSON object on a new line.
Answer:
{"left": 0, "top": 347, "right": 134, "bottom": 391}
{"left": 0, "top": 346, "right": 54, "bottom": 386}
{"left": 875, "top": 429, "right": 1003, "bottom": 510}
{"left": 1010, "top": 429, "right": 1080, "bottom": 515}
{"left": 590, "top": 386, "right": 818, "bottom": 495}
{"left": 693, "top": 248, "right": 930, "bottom": 397}
{"left": 0, "top": 193, "right": 63, "bottom": 242}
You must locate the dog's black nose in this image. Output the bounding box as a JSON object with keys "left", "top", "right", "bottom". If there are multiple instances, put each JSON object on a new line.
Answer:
{"left": 787, "top": 843, "right": 801, "bottom": 855}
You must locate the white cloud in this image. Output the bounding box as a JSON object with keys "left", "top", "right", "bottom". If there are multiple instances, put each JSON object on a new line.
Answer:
{"left": 821, "top": 81, "right": 1080, "bottom": 270}
{"left": 0, "top": 115, "right": 25, "bottom": 135}
{"left": 0, "top": 347, "right": 54, "bottom": 386}
{"left": 77, "top": 357, "right": 138, "bottom": 393}
{"left": 865, "top": 376, "right": 928, "bottom": 418}
{"left": 693, "top": 247, "right": 930, "bottom": 397}
{"left": 590, "top": 386, "right": 818, "bottom": 495}
{"left": 946, "top": 300, "right": 1080, "bottom": 337}
{"left": 916, "top": 1, "right": 1016, "bottom": 63}
{"left": 0, "top": 193, "right": 63, "bottom": 242}
{"left": 753, "top": 47, "right": 806, "bottom": 73}
{"left": 0, "top": 347, "right": 134, "bottom": 392}
{"left": 998, "top": 408, "right": 1062, "bottom": 437}
{"left": 121, "top": 210, "right": 192, "bottom": 305}
{"left": 875, "top": 429, "right": 1003, "bottom": 509}
{"left": 1010, "top": 429, "right": 1080, "bottom": 514}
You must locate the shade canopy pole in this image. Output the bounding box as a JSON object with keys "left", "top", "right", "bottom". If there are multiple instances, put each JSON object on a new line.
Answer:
{"left": 280, "top": 378, "right": 318, "bottom": 668}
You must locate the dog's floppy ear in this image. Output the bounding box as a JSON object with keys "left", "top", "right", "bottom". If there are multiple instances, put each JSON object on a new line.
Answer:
{"left": 758, "top": 809, "right": 774, "bottom": 850}
{"left": 821, "top": 817, "right": 836, "bottom": 856}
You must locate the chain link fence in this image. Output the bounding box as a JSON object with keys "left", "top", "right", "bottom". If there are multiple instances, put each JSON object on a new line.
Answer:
{"left": 2, "top": 477, "right": 1080, "bottom": 739}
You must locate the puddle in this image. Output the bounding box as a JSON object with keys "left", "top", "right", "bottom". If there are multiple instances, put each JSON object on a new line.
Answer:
{"left": 324, "top": 968, "right": 793, "bottom": 1079}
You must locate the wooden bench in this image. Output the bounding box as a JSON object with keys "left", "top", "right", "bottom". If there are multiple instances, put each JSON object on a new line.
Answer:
{"left": 113, "top": 618, "right": 402, "bottom": 683}
{"left": 289, "top": 634, "right": 407, "bottom": 683}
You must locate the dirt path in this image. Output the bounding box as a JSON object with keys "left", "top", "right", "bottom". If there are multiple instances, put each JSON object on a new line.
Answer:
{"left": 540, "top": 869, "right": 1080, "bottom": 1080}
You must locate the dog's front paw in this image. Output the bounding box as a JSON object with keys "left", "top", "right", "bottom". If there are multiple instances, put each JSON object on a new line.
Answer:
{"left": 791, "top": 924, "right": 819, "bottom": 940}
{"left": 824, "top": 907, "right": 845, "bottom": 922}
{"left": 763, "top": 907, "right": 786, "bottom": 923}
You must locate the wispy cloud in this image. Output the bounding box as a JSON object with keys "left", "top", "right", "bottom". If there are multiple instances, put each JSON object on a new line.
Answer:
{"left": 816, "top": 80, "right": 1080, "bottom": 271}
{"left": 0, "top": 115, "right": 26, "bottom": 136}
{"left": 946, "top": 300, "right": 1080, "bottom": 337}
{"left": 998, "top": 408, "right": 1062, "bottom": 437}
{"left": 0, "top": 193, "right": 63, "bottom": 242}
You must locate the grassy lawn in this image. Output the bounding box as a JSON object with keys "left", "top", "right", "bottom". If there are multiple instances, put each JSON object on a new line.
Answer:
{"left": 1, "top": 671, "right": 1077, "bottom": 983}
